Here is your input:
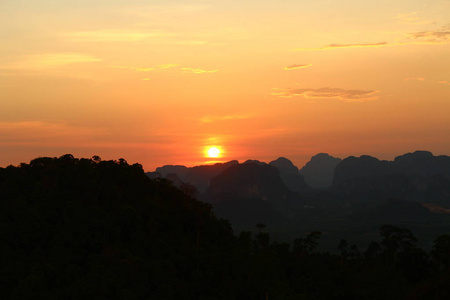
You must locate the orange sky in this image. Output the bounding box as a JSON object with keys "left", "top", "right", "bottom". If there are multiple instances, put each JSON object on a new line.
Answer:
{"left": 1, "top": 0, "right": 450, "bottom": 170}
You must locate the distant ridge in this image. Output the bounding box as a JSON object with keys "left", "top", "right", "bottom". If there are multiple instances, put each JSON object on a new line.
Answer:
{"left": 299, "top": 153, "right": 342, "bottom": 189}
{"left": 269, "top": 157, "right": 309, "bottom": 192}
{"left": 148, "top": 160, "right": 238, "bottom": 193}
{"left": 333, "top": 151, "right": 450, "bottom": 203}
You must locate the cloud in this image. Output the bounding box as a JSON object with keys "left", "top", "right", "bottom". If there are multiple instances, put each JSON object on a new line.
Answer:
{"left": 65, "top": 29, "right": 206, "bottom": 46}
{"left": 1, "top": 53, "right": 102, "bottom": 70}
{"left": 112, "top": 64, "right": 179, "bottom": 72}
{"left": 124, "top": 4, "right": 211, "bottom": 17}
{"left": 199, "top": 114, "right": 253, "bottom": 123}
{"left": 295, "top": 42, "right": 388, "bottom": 51}
{"left": 403, "top": 77, "right": 425, "bottom": 81}
{"left": 437, "top": 80, "right": 450, "bottom": 86}
{"left": 112, "top": 64, "right": 218, "bottom": 77}
{"left": 394, "top": 12, "right": 431, "bottom": 25}
{"left": 111, "top": 66, "right": 156, "bottom": 72}
{"left": 284, "top": 64, "right": 312, "bottom": 70}
{"left": 157, "top": 64, "right": 179, "bottom": 69}
{"left": 65, "top": 30, "right": 173, "bottom": 42}
{"left": 294, "top": 26, "right": 450, "bottom": 52}
{"left": 272, "top": 87, "right": 379, "bottom": 101}
{"left": 408, "top": 27, "right": 450, "bottom": 43}
{"left": 181, "top": 67, "right": 218, "bottom": 74}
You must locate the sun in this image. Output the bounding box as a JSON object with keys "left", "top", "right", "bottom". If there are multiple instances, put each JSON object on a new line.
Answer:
{"left": 206, "top": 147, "right": 221, "bottom": 158}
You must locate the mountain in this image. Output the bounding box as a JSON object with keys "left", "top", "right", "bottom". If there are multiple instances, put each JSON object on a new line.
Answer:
{"left": 206, "top": 162, "right": 295, "bottom": 205}
{"left": 154, "top": 164, "right": 189, "bottom": 181}
{"left": 332, "top": 151, "right": 450, "bottom": 203}
{"left": 269, "top": 157, "right": 310, "bottom": 193}
{"left": 147, "top": 160, "right": 238, "bottom": 193}
{"left": 299, "top": 153, "right": 342, "bottom": 189}
{"left": 0, "top": 154, "right": 241, "bottom": 299}
{"left": 184, "top": 160, "right": 239, "bottom": 193}
{"left": 204, "top": 162, "right": 301, "bottom": 228}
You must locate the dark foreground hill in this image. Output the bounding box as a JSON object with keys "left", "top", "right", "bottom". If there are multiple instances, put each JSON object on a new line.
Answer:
{"left": 0, "top": 155, "right": 239, "bottom": 299}
{"left": 2, "top": 154, "right": 450, "bottom": 299}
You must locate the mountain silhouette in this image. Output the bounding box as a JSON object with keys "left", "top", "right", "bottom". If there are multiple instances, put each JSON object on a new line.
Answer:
{"left": 148, "top": 160, "right": 238, "bottom": 193}
{"left": 299, "top": 153, "right": 342, "bottom": 189}
{"left": 204, "top": 162, "right": 301, "bottom": 227}
{"left": 155, "top": 164, "right": 189, "bottom": 180}
{"left": 269, "top": 157, "right": 310, "bottom": 193}
{"left": 332, "top": 151, "right": 450, "bottom": 203}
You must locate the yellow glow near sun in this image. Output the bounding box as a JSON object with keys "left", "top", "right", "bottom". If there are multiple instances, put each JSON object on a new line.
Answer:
{"left": 206, "top": 147, "right": 221, "bottom": 158}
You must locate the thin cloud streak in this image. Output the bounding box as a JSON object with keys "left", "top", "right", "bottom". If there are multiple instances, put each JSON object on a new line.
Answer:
{"left": 285, "top": 64, "right": 312, "bottom": 70}
{"left": 199, "top": 114, "right": 254, "bottom": 123}
{"left": 394, "top": 12, "right": 431, "bottom": 25}
{"left": 294, "top": 42, "right": 388, "bottom": 51}
{"left": 112, "top": 66, "right": 156, "bottom": 72}
{"left": 403, "top": 77, "right": 425, "bottom": 81}
{"left": 65, "top": 30, "right": 173, "bottom": 42}
{"left": 123, "top": 4, "right": 211, "bottom": 17}
{"left": 408, "top": 27, "right": 450, "bottom": 42}
{"left": 157, "top": 64, "right": 179, "bottom": 69}
{"left": 272, "top": 87, "right": 379, "bottom": 102}
{"left": 112, "top": 64, "right": 217, "bottom": 75}
{"left": 181, "top": 67, "right": 218, "bottom": 74}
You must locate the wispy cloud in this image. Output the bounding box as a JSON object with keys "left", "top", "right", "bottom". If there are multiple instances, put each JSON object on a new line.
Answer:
{"left": 112, "top": 66, "right": 156, "bottom": 72}
{"left": 394, "top": 12, "right": 431, "bottom": 25}
{"left": 199, "top": 114, "right": 253, "bottom": 123}
{"left": 403, "top": 77, "right": 425, "bottom": 81}
{"left": 124, "top": 4, "right": 211, "bottom": 17}
{"left": 294, "top": 27, "right": 450, "bottom": 51}
{"left": 112, "top": 64, "right": 217, "bottom": 75}
{"left": 294, "top": 42, "right": 388, "bottom": 51}
{"left": 181, "top": 67, "right": 218, "bottom": 74}
{"left": 402, "top": 78, "right": 450, "bottom": 86}
{"left": 157, "top": 64, "right": 179, "bottom": 69}
{"left": 111, "top": 64, "right": 178, "bottom": 72}
{"left": 1, "top": 53, "right": 102, "bottom": 70}
{"left": 65, "top": 30, "right": 173, "bottom": 42}
{"left": 408, "top": 26, "right": 450, "bottom": 43}
{"left": 272, "top": 87, "right": 379, "bottom": 101}
{"left": 284, "top": 64, "right": 312, "bottom": 70}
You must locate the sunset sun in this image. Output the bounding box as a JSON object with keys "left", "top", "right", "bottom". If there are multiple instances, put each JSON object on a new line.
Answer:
{"left": 206, "top": 147, "right": 221, "bottom": 158}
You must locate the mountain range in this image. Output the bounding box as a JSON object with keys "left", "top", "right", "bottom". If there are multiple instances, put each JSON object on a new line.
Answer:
{"left": 147, "top": 151, "right": 450, "bottom": 249}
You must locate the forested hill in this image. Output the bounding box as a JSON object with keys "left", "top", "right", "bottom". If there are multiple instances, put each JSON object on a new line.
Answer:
{"left": 0, "top": 154, "right": 236, "bottom": 299}
{"left": 1, "top": 154, "right": 450, "bottom": 299}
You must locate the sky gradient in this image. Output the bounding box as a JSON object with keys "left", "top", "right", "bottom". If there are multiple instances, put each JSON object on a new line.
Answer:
{"left": 1, "top": 0, "right": 450, "bottom": 170}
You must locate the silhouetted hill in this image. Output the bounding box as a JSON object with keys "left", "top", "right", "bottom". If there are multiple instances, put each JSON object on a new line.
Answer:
{"left": 148, "top": 161, "right": 238, "bottom": 193}
{"left": 165, "top": 173, "right": 184, "bottom": 188}
{"left": 299, "top": 153, "right": 342, "bottom": 189}
{"left": 185, "top": 160, "right": 239, "bottom": 193}
{"left": 204, "top": 162, "right": 301, "bottom": 228}
{"left": 155, "top": 164, "right": 189, "bottom": 180}
{"left": 206, "top": 162, "right": 295, "bottom": 206}
{"left": 269, "top": 157, "right": 310, "bottom": 193}
{"left": 243, "top": 159, "right": 265, "bottom": 165}
{"left": 0, "top": 155, "right": 239, "bottom": 299}
{"left": 332, "top": 151, "right": 450, "bottom": 203}
{"left": 2, "top": 154, "right": 450, "bottom": 299}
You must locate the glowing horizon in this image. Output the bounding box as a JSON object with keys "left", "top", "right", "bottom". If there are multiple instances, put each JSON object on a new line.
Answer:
{"left": 0, "top": 0, "right": 449, "bottom": 171}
